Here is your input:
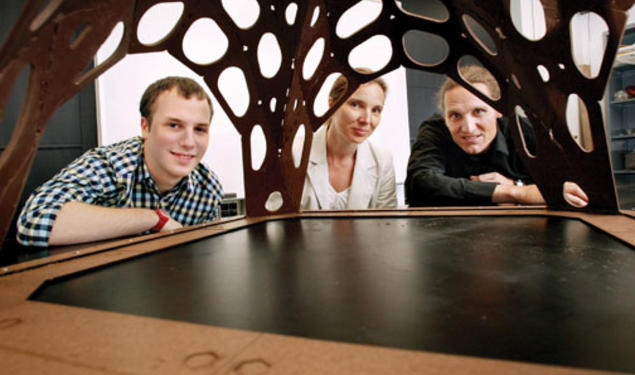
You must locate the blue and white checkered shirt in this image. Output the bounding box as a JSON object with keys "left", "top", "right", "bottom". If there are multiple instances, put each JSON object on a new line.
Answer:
{"left": 17, "top": 136, "right": 223, "bottom": 247}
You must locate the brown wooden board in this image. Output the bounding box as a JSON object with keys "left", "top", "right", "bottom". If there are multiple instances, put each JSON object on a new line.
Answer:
{"left": 0, "top": 209, "right": 633, "bottom": 374}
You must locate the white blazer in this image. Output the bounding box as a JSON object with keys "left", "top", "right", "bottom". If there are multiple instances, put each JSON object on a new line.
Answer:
{"left": 298, "top": 125, "right": 397, "bottom": 210}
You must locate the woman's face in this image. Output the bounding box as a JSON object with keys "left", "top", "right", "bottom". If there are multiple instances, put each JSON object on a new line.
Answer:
{"left": 329, "top": 82, "right": 385, "bottom": 145}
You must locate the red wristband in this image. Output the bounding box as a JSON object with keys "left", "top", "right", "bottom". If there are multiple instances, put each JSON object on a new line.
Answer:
{"left": 152, "top": 208, "right": 169, "bottom": 232}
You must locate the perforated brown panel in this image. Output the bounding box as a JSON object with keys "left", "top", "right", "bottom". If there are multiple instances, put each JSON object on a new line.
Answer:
{"left": 0, "top": 0, "right": 632, "bottom": 246}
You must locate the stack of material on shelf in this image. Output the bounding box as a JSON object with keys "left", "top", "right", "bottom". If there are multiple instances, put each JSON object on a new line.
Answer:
{"left": 617, "top": 43, "right": 635, "bottom": 64}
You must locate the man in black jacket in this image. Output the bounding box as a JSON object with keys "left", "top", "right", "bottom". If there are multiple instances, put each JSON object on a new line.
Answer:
{"left": 405, "top": 65, "right": 587, "bottom": 207}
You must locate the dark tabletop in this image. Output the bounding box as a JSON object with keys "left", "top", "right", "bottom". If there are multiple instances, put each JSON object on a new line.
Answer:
{"left": 32, "top": 216, "right": 635, "bottom": 373}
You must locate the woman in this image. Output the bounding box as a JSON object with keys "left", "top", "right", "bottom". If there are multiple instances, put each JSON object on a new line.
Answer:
{"left": 300, "top": 72, "right": 397, "bottom": 209}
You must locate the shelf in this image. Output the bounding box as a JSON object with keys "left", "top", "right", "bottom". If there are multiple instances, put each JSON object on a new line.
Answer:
{"left": 613, "top": 61, "right": 635, "bottom": 70}
{"left": 612, "top": 134, "right": 635, "bottom": 140}
{"left": 610, "top": 98, "right": 635, "bottom": 106}
{"left": 609, "top": 24, "right": 634, "bottom": 177}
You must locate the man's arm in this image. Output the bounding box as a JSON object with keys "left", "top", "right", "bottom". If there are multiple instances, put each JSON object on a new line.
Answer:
{"left": 48, "top": 202, "right": 181, "bottom": 245}
{"left": 16, "top": 146, "right": 169, "bottom": 247}
{"left": 472, "top": 170, "right": 544, "bottom": 205}
{"left": 492, "top": 184, "right": 544, "bottom": 205}
{"left": 470, "top": 172, "right": 514, "bottom": 185}
{"left": 491, "top": 181, "right": 588, "bottom": 207}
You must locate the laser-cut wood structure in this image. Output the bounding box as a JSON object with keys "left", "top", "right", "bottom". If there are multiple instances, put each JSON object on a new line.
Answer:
{"left": 0, "top": 1, "right": 633, "bottom": 246}
{"left": 1, "top": 3, "right": 635, "bottom": 373}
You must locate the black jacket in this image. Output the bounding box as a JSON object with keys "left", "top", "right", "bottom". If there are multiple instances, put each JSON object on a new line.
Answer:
{"left": 405, "top": 114, "right": 534, "bottom": 206}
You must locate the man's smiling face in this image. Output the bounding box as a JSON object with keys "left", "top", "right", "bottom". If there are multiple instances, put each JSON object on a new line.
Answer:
{"left": 443, "top": 83, "right": 502, "bottom": 155}
{"left": 141, "top": 88, "right": 211, "bottom": 192}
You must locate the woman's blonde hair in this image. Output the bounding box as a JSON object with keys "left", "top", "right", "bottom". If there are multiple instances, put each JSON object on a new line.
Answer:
{"left": 328, "top": 68, "right": 388, "bottom": 107}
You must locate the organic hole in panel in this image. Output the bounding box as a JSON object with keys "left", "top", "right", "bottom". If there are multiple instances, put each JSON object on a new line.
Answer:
{"left": 462, "top": 14, "right": 498, "bottom": 55}
{"left": 511, "top": 73, "right": 521, "bottom": 89}
{"left": 257, "top": 33, "right": 282, "bottom": 78}
{"left": 137, "top": 2, "right": 184, "bottom": 46}
{"left": 336, "top": 1, "right": 382, "bottom": 39}
{"left": 221, "top": 0, "right": 260, "bottom": 29}
{"left": 292, "top": 124, "right": 306, "bottom": 168}
{"left": 403, "top": 30, "right": 449, "bottom": 67}
{"left": 285, "top": 3, "right": 298, "bottom": 25}
{"left": 514, "top": 106, "right": 537, "bottom": 158}
{"left": 96, "top": 22, "right": 124, "bottom": 63}
{"left": 184, "top": 352, "right": 219, "bottom": 369}
{"left": 458, "top": 56, "right": 501, "bottom": 102}
{"left": 269, "top": 97, "right": 277, "bottom": 112}
{"left": 398, "top": 0, "right": 449, "bottom": 22}
{"left": 310, "top": 6, "right": 320, "bottom": 27}
{"left": 537, "top": 65, "right": 550, "bottom": 82}
{"left": 74, "top": 60, "right": 97, "bottom": 86}
{"left": 348, "top": 35, "right": 392, "bottom": 73}
{"left": 70, "top": 24, "right": 90, "bottom": 49}
{"left": 509, "top": 0, "right": 546, "bottom": 41}
{"left": 302, "top": 38, "right": 325, "bottom": 80}
{"left": 313, "top": 72, "right": 343, "bottom": 118}
{"left": 565, "top": 94, "right": 594, "bottom": 152}
{"left": 265, "top": 191, "right": 284, "bottom": 212}
{"left": 30, "top": 0, "right": 63, "bottom": 32}
{"left": 183, "top": 18, "right": 228, "bottom": 65}
{"left": 570, "top": 12, "right": 607, "bottom": 79}
{"left": 250, "top": 125, "right": 267, "bottom": 171}
{"left": 218, "top": 67, "right": 250, "bottom": 117}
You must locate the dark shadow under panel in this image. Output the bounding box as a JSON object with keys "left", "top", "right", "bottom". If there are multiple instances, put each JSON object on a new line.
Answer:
{"left": 31, "top": 217, "right": 635, "bottom": 372}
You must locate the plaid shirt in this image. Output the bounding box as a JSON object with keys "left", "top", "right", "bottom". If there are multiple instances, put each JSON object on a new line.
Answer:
{"left": 17, "top": 137, "right": 223, "bottom": 247}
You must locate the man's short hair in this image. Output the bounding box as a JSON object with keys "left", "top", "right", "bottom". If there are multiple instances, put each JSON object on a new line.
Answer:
{"left": 139, "top": 76, "right": 213, "bottom": 125}
{"left": 437, "top": 65, "right": 500, "bottom": 111}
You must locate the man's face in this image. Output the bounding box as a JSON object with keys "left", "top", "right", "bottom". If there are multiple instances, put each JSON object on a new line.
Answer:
{"left": 141, "top": 88, "right": 211, "bottom": 192}
{"left": 329, "top": 82, "right": 385, "bottom": 144}
{"left": 443, "top": 83, "right": 501, "bottom": 155}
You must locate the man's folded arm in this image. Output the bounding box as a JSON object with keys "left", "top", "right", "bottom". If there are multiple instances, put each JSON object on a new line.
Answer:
{"left": 47, "top": 202, "right": 180, "bottom": 245}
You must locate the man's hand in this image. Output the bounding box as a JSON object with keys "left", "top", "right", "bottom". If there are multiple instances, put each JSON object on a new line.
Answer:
{"left": 563, "top": 181, "right": 589, "bottom": 208}
{"left": 471, "top": 172, "right": 514, "bottom": 186}
{"left": 493, "top": 181, "right": 590, "bottom": 207}
{"left": 492, "top": 184, "right": 545, "bottom": 205}
{"left": 160, "top": 215, "right": 183, "bottom": 232}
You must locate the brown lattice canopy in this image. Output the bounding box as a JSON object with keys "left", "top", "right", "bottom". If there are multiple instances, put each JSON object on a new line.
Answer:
{"left": 0, "top": 0, "right": 633, "bottom": 246}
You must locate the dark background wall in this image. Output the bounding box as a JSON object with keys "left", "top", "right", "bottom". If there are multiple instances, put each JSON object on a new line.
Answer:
{"left": 405, "top": 70, "right": 445, "bottom": 144}
{"left": 0, "top": 0, "right": 98, "bottom": 258}
{"left": 401, "top": 0, "right": 448, "bottom": 144}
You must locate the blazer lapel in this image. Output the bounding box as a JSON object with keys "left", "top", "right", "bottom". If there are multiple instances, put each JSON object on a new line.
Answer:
{"left": 347, "top": 141, "right": 377, "bottom": 209}
{"left": 306, "top": 126, "right": 330, "bottom": 209}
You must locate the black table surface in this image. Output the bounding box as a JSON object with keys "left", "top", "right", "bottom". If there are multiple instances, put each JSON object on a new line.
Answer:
{"left": 32, "top": 216, "right": 635, "bottom": 373}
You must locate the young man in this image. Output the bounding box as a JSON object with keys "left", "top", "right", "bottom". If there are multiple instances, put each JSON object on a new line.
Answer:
{"left": 17, "top": 76, "right": 223, "bottom": 246}
{"left": 405, "top": 65, "right": 587, "bottom": 207}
